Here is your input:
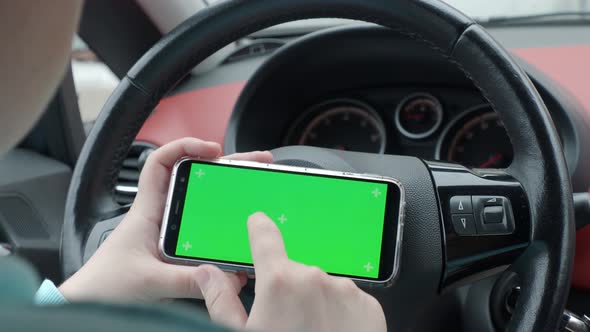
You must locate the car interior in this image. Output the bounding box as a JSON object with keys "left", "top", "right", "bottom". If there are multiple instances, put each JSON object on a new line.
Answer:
{"left": 2, "top": 0, "right": 590, "bottom": 331}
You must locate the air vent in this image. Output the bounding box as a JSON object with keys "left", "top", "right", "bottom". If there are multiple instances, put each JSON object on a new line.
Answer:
{"left": 222, "top": 39, "right": 286, "bottom": 64}
{"left": 115, "top": 142, "right": 157, "bottom": 205}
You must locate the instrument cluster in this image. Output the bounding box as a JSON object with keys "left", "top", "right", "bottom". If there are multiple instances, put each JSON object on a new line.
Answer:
{"left": 285, "top": 93, "right": 513, "bottom": 168}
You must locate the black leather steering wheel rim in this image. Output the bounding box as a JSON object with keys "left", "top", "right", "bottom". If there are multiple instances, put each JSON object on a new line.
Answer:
{"left": 62, "top": 1, "right": 574, "bottom": 331}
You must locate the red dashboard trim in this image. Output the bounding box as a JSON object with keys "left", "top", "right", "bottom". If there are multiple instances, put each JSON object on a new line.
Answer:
{"left": 512, "top": 46, "right": 590, "bottom": 115}
{"left": 136, "top": 45, "right": 590, "bottom": 288}
{"left": 136, "top": 81, "right": 245, "bottom": 147}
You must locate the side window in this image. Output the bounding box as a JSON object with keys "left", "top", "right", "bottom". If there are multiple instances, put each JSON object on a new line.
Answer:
{"left": 71, "top": 36, "right": 119, "bottom": 133}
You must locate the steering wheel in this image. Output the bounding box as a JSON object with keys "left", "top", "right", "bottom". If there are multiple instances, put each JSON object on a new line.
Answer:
{"left": 61, "top": 1, "right": 574, "bottom": 331}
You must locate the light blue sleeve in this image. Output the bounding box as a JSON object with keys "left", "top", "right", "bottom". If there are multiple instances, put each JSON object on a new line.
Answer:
{"left": 34, "top": 279, "right": 68, "bottom": 305}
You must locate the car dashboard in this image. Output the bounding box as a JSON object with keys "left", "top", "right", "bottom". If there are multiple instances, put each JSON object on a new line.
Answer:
{"left": 222, "top": 26, "right": 587, "bottom": 184}
{"left": 129, "top": 25, "right": 590, "bottom": 200}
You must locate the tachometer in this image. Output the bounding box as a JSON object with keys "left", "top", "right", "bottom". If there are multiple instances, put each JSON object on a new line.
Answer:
{"left": 436, "top": 105, "right": 513, "bottom": 168}
{"left": 287, "top": 99, "right": 386, "bottom": 154}
{"left": 395, "top": 93, "right": 443, "bottom": 139}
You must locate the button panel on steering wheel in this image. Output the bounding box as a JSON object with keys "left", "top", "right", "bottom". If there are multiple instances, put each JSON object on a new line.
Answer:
{"left": 450, "top": 195, "right": 515, "bottom": 236}
{"left": 427, "top": 161, "right": 531, "bottom": 288}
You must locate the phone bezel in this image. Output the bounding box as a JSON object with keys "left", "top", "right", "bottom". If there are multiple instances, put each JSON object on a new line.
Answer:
{"left": 159, "top": 158, "right": 405, "bottom": 287}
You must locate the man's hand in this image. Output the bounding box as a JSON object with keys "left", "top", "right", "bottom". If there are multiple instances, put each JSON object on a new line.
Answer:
{"left": 198, "top": 213, "right": 387, "bottom": 332}
{"left": 59, "top": 138, "right": 273, "bottom": 303}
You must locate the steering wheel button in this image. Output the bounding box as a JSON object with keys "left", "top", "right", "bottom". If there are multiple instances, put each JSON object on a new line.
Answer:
{"left": 450, "top": 196, "right": 473, "bottom": 214}
{"left": 472, "top": 196, "right": 515, "bottom": 235}
{"left": 483, "top": 196, "right": 503, "bottom": 207}
{"left": 451, "top": 214, "right": 476, "bottom": 236}
{"left": 483, "top": 206, "right": 504, "bottom": 224}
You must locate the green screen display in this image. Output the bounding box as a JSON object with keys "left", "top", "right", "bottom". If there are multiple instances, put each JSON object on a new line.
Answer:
{"left": 175, "top": 162, "right": 389, "bottom": 279}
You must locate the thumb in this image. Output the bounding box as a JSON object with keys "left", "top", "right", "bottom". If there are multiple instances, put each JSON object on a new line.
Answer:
{"left": 195, "top": 265, "right": 248, "bottom": 328}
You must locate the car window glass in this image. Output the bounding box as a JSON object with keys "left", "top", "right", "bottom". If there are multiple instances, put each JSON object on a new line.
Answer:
{"left": 71, "top": 35, "right": 119, "bottom": 133}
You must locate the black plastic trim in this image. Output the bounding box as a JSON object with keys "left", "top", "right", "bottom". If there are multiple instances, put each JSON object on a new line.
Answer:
{"left": 78, "top": 0, "right": 162, "bottom": 78}
{"left": 426, "top": 161, "right": 531, "bottom": 288}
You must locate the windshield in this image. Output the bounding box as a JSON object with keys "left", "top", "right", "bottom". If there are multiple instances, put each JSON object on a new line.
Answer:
{"left": 135, "top": 0, "right": 590, "bottom": 38}
{"left": 205, "top": 0, "right": 590, "bottom": 21}
{"left": 444, "top": 0, "right": 589, "bottom": 21}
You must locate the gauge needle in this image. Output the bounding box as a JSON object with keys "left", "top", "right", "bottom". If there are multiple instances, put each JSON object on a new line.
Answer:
{"left": 479, "top": 153, "right": 504, "bottom": 168}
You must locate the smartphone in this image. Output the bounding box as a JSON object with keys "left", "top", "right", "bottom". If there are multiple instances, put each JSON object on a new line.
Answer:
{"left": 159, "top": 158, "right": 405, "bottom": 287}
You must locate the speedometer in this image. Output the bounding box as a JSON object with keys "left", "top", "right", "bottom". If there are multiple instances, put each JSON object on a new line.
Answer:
{"left": 286, "top": 99, "right": 386, "bottom": 154}
{"left": 436, "top": 105, "right": 513, "bottom": 168}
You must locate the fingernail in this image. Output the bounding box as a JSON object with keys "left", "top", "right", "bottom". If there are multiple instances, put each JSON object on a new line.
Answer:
{"left": 248, "top": 212, "right": 267, "bottom": 222}
{"left": 247, "top": 212, "right": 261, "bottom": 228}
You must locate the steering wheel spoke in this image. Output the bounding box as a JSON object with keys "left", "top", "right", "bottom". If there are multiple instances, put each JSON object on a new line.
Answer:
{"left": 82, "top": 207, "right": 128, "bottom": 263}
{"left": 426, "top": 161, "right": 531, "bottom": 288}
